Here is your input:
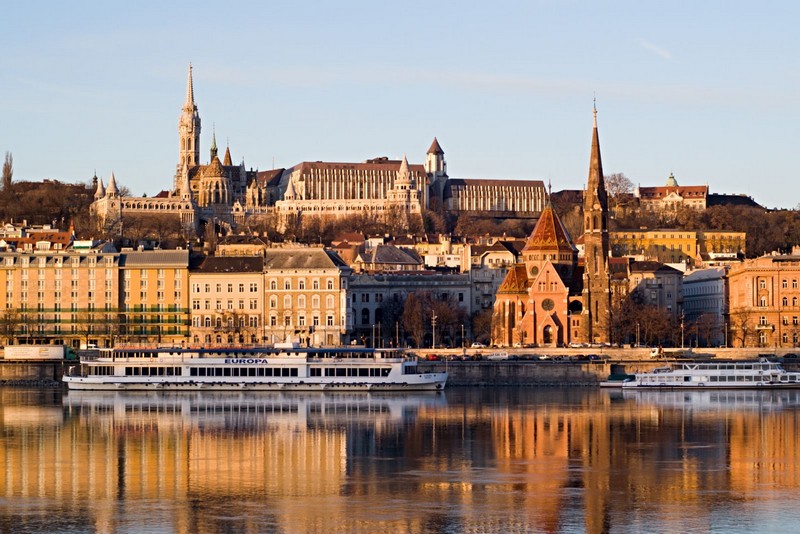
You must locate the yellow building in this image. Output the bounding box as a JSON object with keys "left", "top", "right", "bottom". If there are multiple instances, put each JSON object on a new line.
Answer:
{"left": 119, "top": 250, "right": 190, "bottom": 344}
{"left": 0, "top": 242, "right": 121, "bottom": 347}
{"left": 610, "top": 230, "right": 745, "bottom": 266}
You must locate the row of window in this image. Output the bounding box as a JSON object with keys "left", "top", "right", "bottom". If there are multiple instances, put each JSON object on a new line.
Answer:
{"left": 192, "top": 283, "right": 259, "bottom": 293}
{"left": 192, "top": 299, "right": 259, "bottom": 311}
{"left": 267, "top": 314, "right": 335, "bottom": 327}
{"left": 191, "top": 315, "right": 260, "bottom": 328}
{"left": 269, "top": 295, "right": 336, "bottom": 309}
{"left": 189, "top": 367, "right": 299, "bottom": 377}
{"left": 759, "top": 279, "right": 800, "bottom": 289}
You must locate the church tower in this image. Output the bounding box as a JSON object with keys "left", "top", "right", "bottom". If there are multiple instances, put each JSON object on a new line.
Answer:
{"left": 582, "top": 105, "right": 611, "bottom": 343}
{"left": 178, "top": 64, "right": 201, "bottom": 171}
{"left": 425, "top": 137, "right": 447, "bottom": 209}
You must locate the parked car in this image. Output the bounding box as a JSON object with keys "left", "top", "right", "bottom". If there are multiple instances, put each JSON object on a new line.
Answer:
{"left": 471, "top": 342, "right": 486, "bottom": 348}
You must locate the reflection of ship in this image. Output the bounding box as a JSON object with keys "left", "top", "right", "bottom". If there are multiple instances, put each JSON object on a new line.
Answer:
{"left": 64, "top": 345, "right": 447, "bottom": 392}
{"left": 63, "top": 390, "right": 447, "bottom": 429}
{"left": 623, "top": 359, "right": 800, "bottom": 389}
{"left": 622, "top": 388, "right": 800, "bottom": 411}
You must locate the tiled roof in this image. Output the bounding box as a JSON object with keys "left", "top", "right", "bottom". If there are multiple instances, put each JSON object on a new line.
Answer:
{"left": 119, "top": 250, "right": 189, "bottom": 267}
{"left": 264, "top": 248, "right": 346, "bottom": 270}
{"left": 193, "top": 256, "right": 263, "bottom": 273}
{"left": 522, "top": 204, "right": 576, "bottom": 253}
{"left": 497, "top": 264, "right": 530, "bottom": 293}
{"left": 446, "top": 178, "right": 545, "bottom": 188}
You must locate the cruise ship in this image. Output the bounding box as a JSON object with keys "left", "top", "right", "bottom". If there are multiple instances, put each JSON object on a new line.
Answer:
{"left": 622, "top": 358, "right": 800, "bottom": 389}
{"left": 63, "top": 344, "right": 448, "bottom": 391}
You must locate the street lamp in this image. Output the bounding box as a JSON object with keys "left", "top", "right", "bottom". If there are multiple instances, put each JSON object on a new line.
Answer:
{"left": 681, "top": 314, "right": 685, "bottom": 350}
{"left": 636, "top": 322, "right": 640, "bottom": 348}
{"left": 432, "top": 313, "right": 437, "bottom": 350}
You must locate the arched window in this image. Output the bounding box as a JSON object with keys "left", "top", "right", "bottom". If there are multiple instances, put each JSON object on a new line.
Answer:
{"left": 327, "top": 279, "right": 334, "bottom": 290}
{"left": 312, "top": 295, "right": 320, "bottom": 308}
{"left": 326, "top": 295, "right": 335, "bottom": 309}
{"left": 204, "top": 316, "right": 211, "bottom": 327}
{"left": 794, "top": 297, "right": 798, "bottom": 307}
{"left": 783, "top": 297, "right": 789, "bottom": 306}
{"left": 284, "top": 295, "right": 292, "bottom": 308}
{"left": 270, "top": 280, "right": 277, "bottom": 291}
{"left": 361, "top": 308, "right": 370, "bottom": 325}
{"left": 298, "top": 295, "right": 306, "bottom": 308}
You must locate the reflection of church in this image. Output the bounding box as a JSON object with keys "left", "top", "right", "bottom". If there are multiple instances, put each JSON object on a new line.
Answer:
{"left": 492, "top": 108, "right": 611, "bottom": 347}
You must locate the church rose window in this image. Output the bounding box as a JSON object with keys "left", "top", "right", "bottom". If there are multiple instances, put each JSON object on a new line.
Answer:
{"left": 541, "top": 299, "right": 555, "bottom": 311}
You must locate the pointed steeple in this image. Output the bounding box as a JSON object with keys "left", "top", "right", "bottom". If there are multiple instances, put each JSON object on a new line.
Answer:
{"left": 223, "top": 145, "right": 232, "bottom": 166}
{"left": 398, "top": 154, "right": 410, "bottom": 181}
{"left": 210, "top": 126, "right": 218, "bottom": 160}
{"left": 184, "top": 63, "right": 196, "bottom": 112}
{"left": 94, "top": 175, "right": 105, "bottom": 199}
{"left": 427, "top": 137, "right": 444, "bottom": 155}
{"left": 581, "top": 102, "right": 611, "bottom": 344}
{"left": 284, "top": 177, "right": 296, "bottom": 200}
{"left": 106, "top": 171, "right": 118, "bottom": 197}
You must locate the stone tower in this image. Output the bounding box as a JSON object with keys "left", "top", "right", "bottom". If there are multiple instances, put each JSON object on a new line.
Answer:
{"left": 177, "top": 64, "right": 201, "bottom": 180}
{"left": 581, "top": 105, "right": 611, "bottom": 343}
{"left": 425, "top": 137, "right": 447, "bottom": 209}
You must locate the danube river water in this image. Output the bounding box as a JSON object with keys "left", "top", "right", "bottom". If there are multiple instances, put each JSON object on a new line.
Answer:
{"left": 1, "top": 387, "right": 800, "bottom": 533}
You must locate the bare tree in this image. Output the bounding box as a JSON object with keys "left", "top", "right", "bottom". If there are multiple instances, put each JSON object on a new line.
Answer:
{"left": 2, "top": 152, "right": 12, "bottom": 191}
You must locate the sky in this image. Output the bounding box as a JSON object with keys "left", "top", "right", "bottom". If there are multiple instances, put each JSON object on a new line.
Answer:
{"left": 2, "top": 1, "right": 800, "bottom": 209}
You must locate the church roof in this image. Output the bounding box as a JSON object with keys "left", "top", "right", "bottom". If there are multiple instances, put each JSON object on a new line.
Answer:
{"left": 223, "top": 146, "right": 232, "bottom": 166}
{"left": 205, "top": 156, "right": 225, "bottom": 177}
{"left": 106, "top": 172, "right": 118, "bottom": 195}
{"left": 496, "top": 263, "right": 530, "bottom": 294}
{"left": 427, "top": 137, "right": 444, "bottom": 155}
{"left": 264, "top": 248, "right": 347, "bottom": 270}
{"left": 522, "top": 203, "right": 576, "bottom": 253}
{"left": 94, "top": 176, "right": 105, "bottom": 199}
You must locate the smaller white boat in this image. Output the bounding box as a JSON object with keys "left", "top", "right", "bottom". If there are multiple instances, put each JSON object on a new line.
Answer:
{"left": 622, "top": 358, "right": 800, "bottom": 389}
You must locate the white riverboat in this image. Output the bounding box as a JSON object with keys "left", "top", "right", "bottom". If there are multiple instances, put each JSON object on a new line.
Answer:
{"left": 63, "top": 345, "right": 448, "bottom": 391}
{"left": 622, "top": 358, "right": 800, "bottom": 389}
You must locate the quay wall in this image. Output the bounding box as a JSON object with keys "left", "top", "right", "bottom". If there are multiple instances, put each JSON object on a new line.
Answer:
{"left": 0, "top": 361, "right": 63, "bottom": 385}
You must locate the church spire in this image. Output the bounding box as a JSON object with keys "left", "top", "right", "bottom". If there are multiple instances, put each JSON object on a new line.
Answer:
{"left": 106, "top": 171, "right": 118, "bottom": 197}
{"left": 94, "top": 175, "right": 105, "bottom": 199}
{"left": 184, "top": 63, "right": 196, "bottom": 112}
{"left": 210, "top": 125, "right": 218, "bottom": 161}
{"left": 178, "top": 63, "right": 201, "bottom": 170}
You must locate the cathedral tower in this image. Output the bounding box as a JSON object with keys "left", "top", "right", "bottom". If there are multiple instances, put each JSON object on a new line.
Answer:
{"left": 178, "top": 64, "right": 201, "bottom": 171}
{"left": 582, "top": 105, "right": 611, "bottom": 343}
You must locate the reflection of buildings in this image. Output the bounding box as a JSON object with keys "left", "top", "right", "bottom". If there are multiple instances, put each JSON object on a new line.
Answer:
{"left": 3, "top": 389, "right": 800, "bottom": 532}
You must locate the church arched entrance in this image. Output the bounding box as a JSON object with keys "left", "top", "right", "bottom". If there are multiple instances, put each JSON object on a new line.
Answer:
{"left": 543, "top": 325, "right": 553, "bottom": 345}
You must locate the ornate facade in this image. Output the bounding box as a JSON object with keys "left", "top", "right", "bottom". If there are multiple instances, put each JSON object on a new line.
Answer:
{"left": 636, "top": 173, "right": 708, "bottom": 212}
{"left": 90, "top": 65, "right": 551, "bottom": 235}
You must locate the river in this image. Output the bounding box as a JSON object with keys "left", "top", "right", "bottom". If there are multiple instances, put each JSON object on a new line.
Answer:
{"left": 0, "top": 387, "right": 799, "bottom": 533}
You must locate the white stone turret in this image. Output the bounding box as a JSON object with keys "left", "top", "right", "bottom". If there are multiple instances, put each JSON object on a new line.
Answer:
{"left": 106, "top": 171, "right": 118, "bottom": 197}
{"left": 94, "top": 176, "right": 106, "bottom": 199}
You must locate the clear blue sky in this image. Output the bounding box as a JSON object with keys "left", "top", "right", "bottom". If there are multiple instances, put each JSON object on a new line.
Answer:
{"left": 2, "top": 1, "right": 799, "bottom": 208}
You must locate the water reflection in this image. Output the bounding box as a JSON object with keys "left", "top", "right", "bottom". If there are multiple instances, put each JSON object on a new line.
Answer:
{"left": 0, "top": 388, "right": 799, "bottom": 533}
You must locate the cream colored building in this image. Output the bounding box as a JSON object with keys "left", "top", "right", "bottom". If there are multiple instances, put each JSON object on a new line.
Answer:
{"left": 611, "top": 229, "right": 745, "bottom": 266}
{"left": 728, "top": 251, "right": 800, "bottom": 348}
{"left": 189, "top": 256, "right": 264, "bottom": 344}
{"left": 263, "top": 246, "right": 352, "bottom": 346}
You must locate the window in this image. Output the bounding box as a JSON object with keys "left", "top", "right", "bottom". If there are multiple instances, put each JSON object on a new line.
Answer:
{"left": 239, "top": 283, "right": 245, "bottom": 292}
{"left": 299, "top": 280, "right": 305, "bottom": 290}
{"left": 270, "top": 280, "right": 277, "bottom": 290}
{"left": 298, "top": 295, "right": 306, "bottom": 308}
{"left": 361, "top": 294, "right": 369, "bottom": 303}
{"left": 249, "top": 316, "right": 258, "bottom": 328}
{"left": 313, "top": 315, "right": 320, "bottom": 326}
{"left": 783, "top": 297, "right": 789, "bottom": 306}
{"left": 327, "top": 279, "right": 334, "bottom": 290}
{"left": 794, "top": 297, "right": 798, "bottom": 307}
{"left": 795, "top": 280, "right": 799, "bottom": 289}
{"left": 326, "top": 295, "right": 334, "bottom": 309}
{"left": 204, "top": 284, "right": 211, "bottom": 293}
{"left": 284, "top": 295, "right": 291, "bottom": 308}
{"left": 794, "top": 316, "right": 799, "bottom": 326}
{"left": 284, "top": 280, "right": 291, "bottom": 290}
{"left": 759, "top": 316, "right": 767, "bottom": 326}
{"left": 783, "top": 279, "right": 788, "bottom": 289}
{"left": 250, "top": 299, "right": 257, "bottom": 310}
{"left": 250, "top": 283, "right": 258, "bottom": 292}
{"left": 192, "top": 300, "right": 200, "bottom": 310}
{"left": 270, "top": 315, "right": 277, "bottom": 327}
{"left": 298, "top": 315, "right": 306, "bottom": 327}
{"left": 227, "top": 284, "right": 233, "bottom": 293}
{"left": 313, "top": 279, "right": 319, "bottom": 290}
{"left": 270, "top": 297, "right": 277, "bottom": 308}
{"left": 216, "top": 284, "right": 222, "bottom": 293}
{"left": 760, "top": 296, "right": 767, "bottom": 307}
{"left": 284, "top": 316, "right": 291, "bottom": 327}
{"left": 327, "top": 315, "right": 334, "bottom": 326}
{"left": 759, "top": 280, "right": 766, "bottom": 289}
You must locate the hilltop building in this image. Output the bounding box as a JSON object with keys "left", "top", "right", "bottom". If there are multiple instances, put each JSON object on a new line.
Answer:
{"left": 91, "top": 66, "right": 549, "bottom": 237}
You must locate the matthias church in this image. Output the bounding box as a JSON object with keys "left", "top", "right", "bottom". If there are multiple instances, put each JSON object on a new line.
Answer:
{"left": 91, "top": 65, "right": 548, "bottom": 235}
